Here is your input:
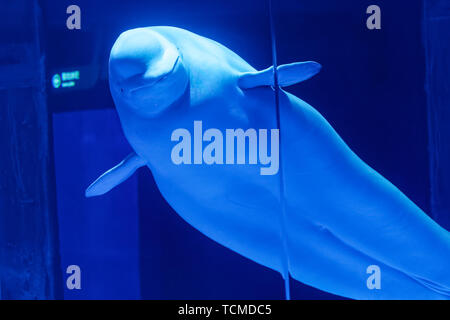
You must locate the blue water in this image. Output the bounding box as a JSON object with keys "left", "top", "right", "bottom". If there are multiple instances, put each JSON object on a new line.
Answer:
{"left": 53, "top": 109, "right": 140, "bottom": 299}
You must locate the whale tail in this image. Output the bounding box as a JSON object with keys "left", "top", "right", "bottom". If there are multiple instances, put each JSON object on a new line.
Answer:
{"left": 238, "top": 61, "right": 321, "bottom": 89}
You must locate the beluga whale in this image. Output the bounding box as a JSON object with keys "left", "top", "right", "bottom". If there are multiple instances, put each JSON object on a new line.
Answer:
{"left": 86, "top": 26, "right": 450, "bottom": 299}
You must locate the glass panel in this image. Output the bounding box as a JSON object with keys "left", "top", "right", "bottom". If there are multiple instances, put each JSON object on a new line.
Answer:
{"left": 272, "top": 0, "right": 431, "bottom": 299}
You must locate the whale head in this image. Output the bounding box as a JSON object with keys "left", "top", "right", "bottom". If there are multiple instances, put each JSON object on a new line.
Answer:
{"left": 109, "top": 28, "right": 189, "bottom": 118}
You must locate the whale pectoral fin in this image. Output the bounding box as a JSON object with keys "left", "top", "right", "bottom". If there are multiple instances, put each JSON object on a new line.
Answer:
{"left": 238, "top": 66, "right": 274, "bottom": 89}
{"left": 238, "top": 61, "right": 321, "bottom": 89}
{"left": 85, "top": 152, "right": 147, "bottom": 197}
{"left": 277, "top": 61, "right": 321, "bottom": 87}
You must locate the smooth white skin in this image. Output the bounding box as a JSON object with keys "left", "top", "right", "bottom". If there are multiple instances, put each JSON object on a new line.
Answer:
{"left": 109, "top": 27, "right": 287, "bottom": 277}
{"left": 101, "top": 26, "right": 450, "bottom": 299}
{"left": 109, "top": 28, "right": 189, "bottom": 117}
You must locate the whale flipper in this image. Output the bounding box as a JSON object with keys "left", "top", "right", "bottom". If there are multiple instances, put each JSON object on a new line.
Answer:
{"left": 238, "top": 61, "right": 321, "bottom": 89}
{"left": 85, "top": 152, "right": 146, "bottom": 197}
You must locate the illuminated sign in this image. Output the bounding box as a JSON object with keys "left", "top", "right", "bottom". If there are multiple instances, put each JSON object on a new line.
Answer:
{"left": 51, "top": 70, "right": 80, "bottom": 89}
{"left": 52, "top": 74, "right": 61, "bottom": 88}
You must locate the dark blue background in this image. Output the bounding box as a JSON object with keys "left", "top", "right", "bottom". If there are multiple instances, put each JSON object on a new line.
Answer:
{"left": 47, "top": 0, "right": 429, "bottom": 299}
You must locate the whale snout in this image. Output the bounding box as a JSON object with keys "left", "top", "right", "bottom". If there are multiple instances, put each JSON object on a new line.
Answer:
{"left": 110, "top": 28, "right": 176, "bottom": 86}
{"left": 109, "top": 32, "right": 155, "bottom": 80}
{"left": 109, "top": 27, "right": 189, "bottom": 116}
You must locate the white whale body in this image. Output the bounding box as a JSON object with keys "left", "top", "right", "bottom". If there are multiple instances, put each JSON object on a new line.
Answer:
{"left": 86, "top": 26, "right": 450, "bottom": 299}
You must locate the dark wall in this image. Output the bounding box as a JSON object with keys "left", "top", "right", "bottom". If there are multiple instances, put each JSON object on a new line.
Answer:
{"left": 0, "top": 1, "right": 61, "bottom": 299}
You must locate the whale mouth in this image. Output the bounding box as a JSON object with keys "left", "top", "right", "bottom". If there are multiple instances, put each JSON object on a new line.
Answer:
{"left": 128, "top": 56, "right": 180, "bottom": 95}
